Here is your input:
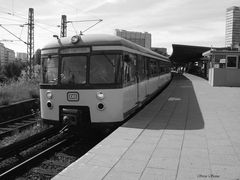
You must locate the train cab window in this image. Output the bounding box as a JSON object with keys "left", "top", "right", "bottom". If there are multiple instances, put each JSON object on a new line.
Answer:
{"left": 60, "top": 56, "right": 87, "bottom": 84}
{"left": 42, "top": 55, "right": 59, "bottom": 84}
{"left": 123, "top": 54, "right": 136, "bottom": 85}
{"left": 90, "top": 54, "right": 120, "bottom": 84}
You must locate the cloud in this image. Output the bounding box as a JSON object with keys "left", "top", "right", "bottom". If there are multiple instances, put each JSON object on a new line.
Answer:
{"left": 0, "top": 0, "right": 238, "bottom": 53}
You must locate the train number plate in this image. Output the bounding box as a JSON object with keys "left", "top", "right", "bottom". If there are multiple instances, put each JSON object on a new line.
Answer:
{"left": 67, "top": 92, "right": 79, "bottom": 101}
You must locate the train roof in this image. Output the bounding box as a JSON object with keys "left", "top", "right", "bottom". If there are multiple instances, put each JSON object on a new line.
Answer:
{"left": 42, "top": 34, "right": 170, "bottom": 62}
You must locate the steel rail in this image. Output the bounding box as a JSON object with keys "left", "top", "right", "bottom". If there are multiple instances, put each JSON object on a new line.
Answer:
{"left": 0, "top": 113, "right": 36, "bottom": 126}
{"left": 0, "top": 126, "right": 61, "bottom": 159}
{"left": 0, "top": 138, "right": 68, "bottom": 179}
{"left": 0, "top": 119, "right": 41, "bottom": 139}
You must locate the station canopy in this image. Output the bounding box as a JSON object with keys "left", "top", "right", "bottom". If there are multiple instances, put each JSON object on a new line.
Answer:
{"left": 170, "top": 44, "right": 211, "bottom": 65}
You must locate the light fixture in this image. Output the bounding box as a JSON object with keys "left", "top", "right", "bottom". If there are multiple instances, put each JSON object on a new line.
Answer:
{"left": 46, "top": 91, "right": 53, "bottom": 99}
{"left": 97, "top": 102, "right": 105, "bottom": 111}
{"left": 47, "top": 101, "right": 53, "bottom": 109}
{"left": 96, "top": 91, "right": 104, "bottom": 100}
{"left": 71, "top": 35, "right": 80, "bottom": 44}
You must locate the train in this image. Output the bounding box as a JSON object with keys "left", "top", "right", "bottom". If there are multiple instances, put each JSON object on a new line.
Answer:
{"left": 40, "top": 34, "right": 172, "bottom": 131}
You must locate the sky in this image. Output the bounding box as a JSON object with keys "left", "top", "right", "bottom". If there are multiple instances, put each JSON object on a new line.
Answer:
{"left": 0, "top": 0, "right": 238, "bottom": 55}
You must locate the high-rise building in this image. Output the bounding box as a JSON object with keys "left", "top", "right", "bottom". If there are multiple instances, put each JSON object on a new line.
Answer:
{"left": 5, "top": 48, "right": 15, "bottom": 63}
{"left": 16, "top": 52, "right": 28, "bottom": 63}
{"left": 0, "top": 43, "right": 15, "bottom": 66}
{"left": 0, "top": 43, "right": 5, "bottom": 66}
{"left": 225, "top": 6, "right": 240, "bottom": 48}
{"left": 115, "top": 29, "right": 151, "bottom": 49}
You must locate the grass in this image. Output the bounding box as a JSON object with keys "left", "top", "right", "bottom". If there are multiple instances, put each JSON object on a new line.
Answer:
{"left": 0, "top": 78, "right": 40, "bottom": 106}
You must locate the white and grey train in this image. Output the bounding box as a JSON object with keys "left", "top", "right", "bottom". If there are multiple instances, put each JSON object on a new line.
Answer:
{"left": 40, "top": 34, "right": 172, "bottom": 130}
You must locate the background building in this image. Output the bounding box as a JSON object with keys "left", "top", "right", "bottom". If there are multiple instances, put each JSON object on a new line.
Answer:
{"left": 115, "top": 29, "right": 151, "bottom": 49}
{"left": 0, "top": 43, "right": 15, "bottom": 66}
{"left": 0, "top": 43, "right": 5, "bottom": 66}
{"left": 16, "top": 52, "right": 28, "bottom": 63}
{"left": 151, "top": 47, "right": 168, "bottom": 56}
{"left": 225, "top": 6, "right": 240, "bottom": 48}
{"left": 5, "top": 48, "right": 15, "bottom": 63}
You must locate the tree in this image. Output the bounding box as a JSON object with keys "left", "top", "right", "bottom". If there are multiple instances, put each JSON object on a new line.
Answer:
{"left": 34, "top": 49, "right": 41, "bottom": 65}
{"left": 0, "top": 66, "right": 7, "bottom": 83}
{"left": 2, "top": 62, "right": 24, "bottom": 80}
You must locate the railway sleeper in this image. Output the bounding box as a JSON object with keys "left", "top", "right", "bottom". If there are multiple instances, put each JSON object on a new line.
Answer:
{"left": 42, "top": 159, "right": 73, "bottom": 168}
{"left": 31, "top": 167, "right": 59, "bottom": 177}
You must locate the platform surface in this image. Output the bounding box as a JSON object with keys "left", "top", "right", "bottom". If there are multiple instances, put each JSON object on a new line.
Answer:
{"left": 53, "top": 74, "right": 240, "bottom": 180}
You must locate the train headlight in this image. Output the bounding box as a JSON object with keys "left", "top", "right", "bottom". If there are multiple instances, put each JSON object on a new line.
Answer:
{"left": 71, "top": 35, "right": 80, "bottom": 44}
{"left": 47, "top": 101, "right": 53, "bottom": 109}
{"left": 46, "top": 91, "right": 53, "bottom": 99}
{"left": 96, "top": 91, "right": 104, "bottom": 100}
{"left": 97, "top": 102, "right": 105, "bottom": 111}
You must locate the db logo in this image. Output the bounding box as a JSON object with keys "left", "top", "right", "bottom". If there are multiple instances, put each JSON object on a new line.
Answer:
{"left": 67, "top": 92, "right": 79, "bottom": 101}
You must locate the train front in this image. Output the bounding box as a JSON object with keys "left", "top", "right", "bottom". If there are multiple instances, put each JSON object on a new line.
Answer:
{"left": 40, "top": 35, "right": 124, "bottom": 129}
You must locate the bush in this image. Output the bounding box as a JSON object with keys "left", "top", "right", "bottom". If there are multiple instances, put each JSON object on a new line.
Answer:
{"left": 0, "top": 91, "right": 10, "bottom": 105}
{"left": 0, "top": 78, "right": 39, "bottom": 106}
{"left": 0, "top": 74, "right": 7, "bottom": 83}
{"left": 2, "top": 62, "right": 24, "bottom": 80}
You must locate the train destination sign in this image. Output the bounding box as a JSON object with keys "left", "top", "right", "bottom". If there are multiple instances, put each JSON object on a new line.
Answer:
{"left": 41, "top": 49, "right": 58, "bottom": 55}
{"left": 61, "top": 47, "right": 90, "bottom": 54}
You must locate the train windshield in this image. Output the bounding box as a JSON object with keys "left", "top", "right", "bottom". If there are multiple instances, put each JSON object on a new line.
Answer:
{"left": 60, "top": 56, "right": 87, "bottom": 84}
{"left": 42, "top": 55, "right": 59, "bottom": 84}
{"left": 90, "top": 54, "right": 120, "bottom": 84}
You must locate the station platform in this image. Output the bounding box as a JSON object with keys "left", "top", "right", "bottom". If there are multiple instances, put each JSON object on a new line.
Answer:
{"left": 53, "top": 74, "right": 240, "bottom": 180}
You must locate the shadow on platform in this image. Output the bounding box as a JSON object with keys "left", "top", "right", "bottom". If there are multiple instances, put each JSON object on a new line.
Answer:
{"left": 123, "top": 74, "right": 205, "bottom": 131}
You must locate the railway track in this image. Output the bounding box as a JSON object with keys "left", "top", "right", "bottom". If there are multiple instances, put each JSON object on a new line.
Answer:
{"left": 0, "top": 99, "right": 116, "bottom": 179}
{"left": 0, "top": 126, "right": 108, "bottom": 180}
{"left": 0, "top": 113, "right": 40, "bottom": 140}
{"left": 0, "top": 125, "right": 68, "bottom": 178}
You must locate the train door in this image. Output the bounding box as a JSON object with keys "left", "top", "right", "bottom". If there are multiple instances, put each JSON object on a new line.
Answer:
{"left": 146, "top": 57, "right": 151, "bottom": 96}
{"left": 137, "top": 55, "right": 148, "bottom": 103}
{"left": 122, "top": 53, "right": 138, "bottom": 114}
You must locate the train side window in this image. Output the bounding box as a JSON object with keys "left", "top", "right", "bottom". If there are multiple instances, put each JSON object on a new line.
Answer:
{"left": 159, "top": 62, "right": 165, "bottom": 74}
{"left": 144, "top": 57, "right": 148, "bottom": 79}
{"left": 239, "top": 56, "right": 240, "bottom": 69}
{"left": 90, "top": 54, "right": 120, "bottom": 84}
{"left": 123, "top": 54, "right": 136, "bottom": 85}
{"left": 42, "top": 55, "right": 59, "bottom": 84}
{"left": 157, "top": 61, "right": 161, "bottom": 75}
{"left": 149, "top": 59, "right": 157, "bottom": 77}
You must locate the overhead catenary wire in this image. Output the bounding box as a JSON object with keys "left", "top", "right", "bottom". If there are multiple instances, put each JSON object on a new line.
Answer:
{"left": 0, "top": 39, "right": 21, "bottom": 42}
{"left": 0, "top": 24, "right": 28, "bottom": 45}
{"left": 0, "top": 4, "right": 103, "bottom": 36}
{"left": 54, "top": 0, "right": 101, "bottom": 20}
{"left": 0, "top": 23, "right": 24, "bottom": 26}
{"left": 0, "top": 4, "right": 103, "bottom": 52}
{"left": 82, "top": 19, "right": 103, "bottom": 33}
{"left": 67, "top": 19, "right": 103, "bottom": 23}
{"left": 0, "top": 8, "right": 60, "bottom": 30}
{"left": 70, "top": 22, "right": 78, "bottom": 35}
{"left": 0, "top": 16, "right": 25, "bottom": 23}
{"left": 66, "top": 19, "right": 103, "bottom": 35}
{"left": 35, "top": 23, "right": 58, "bottom": 34}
